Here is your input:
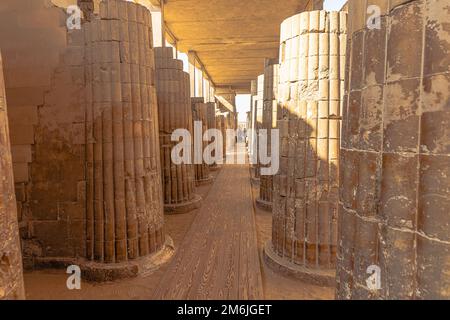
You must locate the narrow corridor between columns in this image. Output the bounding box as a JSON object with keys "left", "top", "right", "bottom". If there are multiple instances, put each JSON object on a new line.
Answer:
{"left": 23, "top": 143, "right": 333, "bottom": 300}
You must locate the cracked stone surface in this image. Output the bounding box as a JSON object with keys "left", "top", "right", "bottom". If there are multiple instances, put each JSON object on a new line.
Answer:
{"left": 337, "top": 0, "right": 450, "bottom": 300}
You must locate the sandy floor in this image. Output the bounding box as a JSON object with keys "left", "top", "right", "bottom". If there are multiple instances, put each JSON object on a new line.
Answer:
{"left": 24, "top": 165, "right": 334, "bottom": 300}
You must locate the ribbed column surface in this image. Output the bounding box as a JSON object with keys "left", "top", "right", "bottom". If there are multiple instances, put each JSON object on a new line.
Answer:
{"left": 258, "top": 59, "right": 279, "bottom": 208}
{"left": 337, "top": 0, "right": 450, "bottom": 300}
{"left": 253, "top": 75, "right": 265, "bottom": 179}
{"left": 249, "top": 79, "right": 258, "bottom": 172}
{"left": 0, "top": 52, "right": 25, "bottom": 300}
{"left": 154, "top": 47, "right": 199, "bottom": 212}
{"left": 270, "top": 10, "right": 347, "bottom": 273}
{"left": 85, "top": 0, "right": 165, "bottom": 262}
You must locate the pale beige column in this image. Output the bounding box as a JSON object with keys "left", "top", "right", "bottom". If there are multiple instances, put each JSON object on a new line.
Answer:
{"left": 252, "top": 74, "right": 265, "bottom": 180}
{"left": 0, "top": 52, "right": 25, "bottom": 300}
{"left": 256, "top": 59, "right": 279, "bottom": 212}
{"left": 266, "top": 10, "right": 347, "bottom": 287}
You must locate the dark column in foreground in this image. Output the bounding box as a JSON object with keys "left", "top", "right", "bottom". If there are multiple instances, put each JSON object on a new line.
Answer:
{"left": 337, "top": 0, "right": 450, "bottom": 299}
{"left": 0, "top": 52, "right": 25, "bottom": 300}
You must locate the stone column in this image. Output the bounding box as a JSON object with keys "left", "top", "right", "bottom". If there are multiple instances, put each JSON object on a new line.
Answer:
{"left": 85, "top": 0, "right": 165, "bottom": 264}
{"left": 191, "top": 97, "right": 213, "bottom": 185}
{"left": 256, "top": 59, "right": 279, "bottom": 212}
{"left": 224, "top": 111, "right": 238, "bottom": 155}
{"left": 249, "top": 79, "right": 258, "bottom": 178}
{"left": 78, "top": 0, "right": 95, "bottom": 20}
{"left": 264, "top": 10, "right": 347, "bottom": 286}
{"left": 216, "top": 114, "right": 227, "bottom": 159}
{"left": 154, "top": 47, "right": 202, "bottom": 214}
{"left": 253, "top": 74, "right": 265, "bottom": 180}
{"left": 206, "top": 102, "right": 219, "bottom": 170}
{"left": 0, "top": 52, "right": 25, "bottom": 300}
{"left": 337, "top": 0, "right": 450, "bottom": 300}
{"left": 0, "top": 0, "right": 168, "bottom": 281}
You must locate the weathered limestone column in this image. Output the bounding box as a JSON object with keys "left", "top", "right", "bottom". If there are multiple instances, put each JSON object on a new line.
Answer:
{"left": 225, "top": 111, "right": 238, "bottom": 155}
{"left": 256, "top": 59, "right": 279, "bottom": 212}
{"left": 0, "top": 52, "right": 25, "bottom": 300}
{"left": 85, "top": 0, "right": 166, "bottom": 265}
{"left": 246, "top": 111, "right": 252, "bottom": 143}
{"left": 154, "top": 47, "right": 202, "bottom": 214}
{"left": 78, "top": 0, "right": 95, "bottom": 20}
{"left": 264, "top": 10, "right": 347, "bottom": 286}
{"left": 216, "top": 114, "right": 227, "bottom": 159}
{"left": 191, "top": 98, "right": 213, "bottom": 185}
{"left": 309, "top": 0, "right": 324, "bottom": 11}
{"left": 0, "top": 0, "right": 169, "bottom": 281}
{"left": 253, "top": 75, "right": 265, "bottom": 181}
{"left": 337, "top": 0, "right": 450, "bottom": 300}
{"left": 205, "top": 102, "right": 219, "bottom": 170}
{"left": 249, "top": 79, "right": 258, "bottom": 178}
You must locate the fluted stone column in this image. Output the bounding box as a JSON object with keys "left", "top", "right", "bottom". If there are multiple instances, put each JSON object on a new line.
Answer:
{"left": 249, "top": 79, "right": 258, "bottom": 178}
{"left": 85, "top": 1, "right": 166, "bottom": 264}
{"left": 0, "top": 52, "right": 25, "bottom": 300}
{"left": 310, "top": 0, "right": 323, "bottom": 11}
{"left": 206, "top": 102, "right": 217, "bottom": 133}
{"left": 0, "top": 0, "right": 168, "bottom": 281}
{"left": 337, "top": 0, "right": 450, "bottom": 300}
{"left": 77, "top": 0, "right": 95, "bottom": 20}
{"left": 205, "top": 102, "right": 219, "bottom": 170}
{"left": 252, "top": 75, "right": 265, "bottom": 181}
{"left": 154, "top": 47, "right": 202, "bottom": 214}
{"left": 191, "top": 98, "right": 213, "bottom": 185}
{"left": 256, "top": 59, "right": 279, "bottom": 212}
{"left": 264, "top": 10, "right": 347, "bottom": 286}
{"left": 216, "top": 114, "right": 227, "bottom": 160}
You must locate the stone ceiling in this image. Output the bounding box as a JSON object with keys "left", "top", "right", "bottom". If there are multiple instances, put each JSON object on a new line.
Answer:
{"left": 155, "top": 0, "right": 310, "bottom": 92}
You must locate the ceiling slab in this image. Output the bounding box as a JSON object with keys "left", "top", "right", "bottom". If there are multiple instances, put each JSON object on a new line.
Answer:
{"left": 163, "top": 0, "right": 311, "bottom": 92}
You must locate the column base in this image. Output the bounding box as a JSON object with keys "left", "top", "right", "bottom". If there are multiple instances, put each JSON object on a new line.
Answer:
{"left": 263, "top": 241, "right": 335, "bottom": 287}
{"left": 34, "top": 236, "right": 175, "bottom": 282}
{"left": 256, "top": 198, "right": 272, "bottom": 212}
{"left": 195, "top": 175, "right": 214, "bottom": 186}
{"left": 164, "top": 194, "right": 203, "bottom": 214}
